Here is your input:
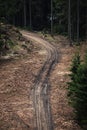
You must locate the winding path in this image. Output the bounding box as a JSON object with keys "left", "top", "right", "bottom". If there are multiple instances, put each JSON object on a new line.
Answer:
{"left": 21, "top": 31, "right": 58, "bottom": 130}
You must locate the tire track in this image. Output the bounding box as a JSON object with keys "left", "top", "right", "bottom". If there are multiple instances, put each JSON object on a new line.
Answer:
{"left": 21, "top": 31, "right": 58, "bottom": 130}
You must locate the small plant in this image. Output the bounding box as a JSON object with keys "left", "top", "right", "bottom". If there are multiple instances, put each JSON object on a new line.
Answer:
{"left": 0, "top": 34, "right": 14, "bottom": 54}
{"left": 8, "top": 40, "right": 14, "bottom": 47}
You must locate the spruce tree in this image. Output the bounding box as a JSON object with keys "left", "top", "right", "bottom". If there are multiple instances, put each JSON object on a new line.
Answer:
{"left": 68, "top": 53, "right": 81, "bottom": 103}
{"left": 68, "top": 53, "right": 87, "bottom": 128}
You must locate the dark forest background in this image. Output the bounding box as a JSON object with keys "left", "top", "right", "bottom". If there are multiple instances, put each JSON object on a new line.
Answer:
{"left": 0, "top": 0, "right": 87, "bottom": 42}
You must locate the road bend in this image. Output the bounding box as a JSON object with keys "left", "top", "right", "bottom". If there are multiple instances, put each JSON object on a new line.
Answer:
{"left": 21, "top": 31, "right": 58, "bottom": 130}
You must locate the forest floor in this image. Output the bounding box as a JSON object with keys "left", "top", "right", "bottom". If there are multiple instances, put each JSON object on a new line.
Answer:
{"left": 0, "top": 29, "right": 86, "bottom": 130}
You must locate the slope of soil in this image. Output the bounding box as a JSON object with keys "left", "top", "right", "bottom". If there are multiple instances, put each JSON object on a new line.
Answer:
{"left": 0, "top": 24, "right": 33, "bottom": 58}
{"left": 0, "top": 30, "right": 46, "bottom": 129}
{"left": 0, "top": 50, "right": 46, "bottom": 130}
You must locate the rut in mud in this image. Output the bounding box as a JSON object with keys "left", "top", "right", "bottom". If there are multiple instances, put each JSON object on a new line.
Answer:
{"left": 21, "top": 31, "right": 58, "bottom": 130}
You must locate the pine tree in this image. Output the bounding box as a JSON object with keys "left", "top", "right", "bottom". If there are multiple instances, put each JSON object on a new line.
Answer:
{"left": 68, "top": 53, "right": 87, "bottom": 128}
{"left": 68, "top": 53, "right": 81, "bottom": 101}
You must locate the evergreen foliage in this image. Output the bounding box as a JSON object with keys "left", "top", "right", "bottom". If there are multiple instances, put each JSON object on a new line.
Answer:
{"left": 68, "top": 52, "right": 87, "bottom": 128}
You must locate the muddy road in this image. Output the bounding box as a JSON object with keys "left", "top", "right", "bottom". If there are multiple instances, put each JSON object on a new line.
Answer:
{"left": 21, "top": 31, "right": 58, "bottom": 130}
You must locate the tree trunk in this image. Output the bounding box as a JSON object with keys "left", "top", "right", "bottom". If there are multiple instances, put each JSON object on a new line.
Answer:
{"left": 77, "top": 0, "right": 80, "bottom": 45}
{"left": 51, "top": 0, "right": 53, "bottom": 36}
{"left": 29, "top": 0, "right": 32, "bottom": 30}
{"left": 12, "top": 15, "right": 16, "bottom": 26}
{"left": 68, "top": 0, "right": 72, "bottom": 45}
{"left": 86, "top": 8, "right": 87, "bottom": 43}
{"left": 24, "top": 0, "right": 27, "bottom": 27}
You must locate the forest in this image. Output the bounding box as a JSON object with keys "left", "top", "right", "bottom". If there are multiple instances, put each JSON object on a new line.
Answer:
{"left": 0, "top": 0, "right": 87, "bottom": 42}
{"left": 0, "top": 0, "right": 87, "bottom": 130}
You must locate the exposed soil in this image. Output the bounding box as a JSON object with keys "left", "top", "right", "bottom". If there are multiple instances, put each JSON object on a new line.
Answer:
{"left": 0, "top": 30, "right": 86, "bottom": 130}
{"left": 0, "top": 33, "right": 46, "bottom": 129}
{"left": 49, "top": 42, "right": 81, "bottom": 130}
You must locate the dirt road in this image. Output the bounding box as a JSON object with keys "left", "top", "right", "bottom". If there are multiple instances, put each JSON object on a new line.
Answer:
{"left": 21, "top": 31, "right": 58, "bottom": 130}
